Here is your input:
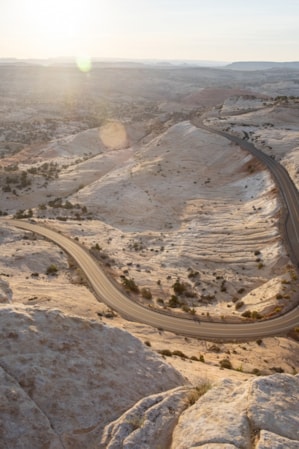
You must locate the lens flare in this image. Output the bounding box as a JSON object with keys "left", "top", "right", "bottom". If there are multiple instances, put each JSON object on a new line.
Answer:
{"left": 76, "top": 56, "right": 92, "bottom": 73}
{"left": 99, "top": 121, "right": 128, "bottom": 149}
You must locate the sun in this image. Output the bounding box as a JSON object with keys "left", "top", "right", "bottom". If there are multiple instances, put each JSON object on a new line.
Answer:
{"left": 22, "top": 0, "right": 91, "bottom": 56}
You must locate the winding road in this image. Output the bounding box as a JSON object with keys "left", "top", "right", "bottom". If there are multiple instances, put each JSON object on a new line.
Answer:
{"left": 196, "top": 122, "right": 299, "bottom": 267}
{"left": 3, "top": 122, "right": 299, "bottom": 340}
{"left": 6, "top": 218, "right": 299, "bottom": 340}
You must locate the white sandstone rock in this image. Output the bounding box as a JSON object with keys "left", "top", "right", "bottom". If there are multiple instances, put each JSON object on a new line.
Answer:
{"left": 0, "top": 304, "right": 185, "bottom": 449}
{"left": 171, "top": 374, "right": 299, "bottom": 449}
{"left": 256, "top": 430, "right": 299, "bottom": 449}
{"left": 101, "top": 386, "right": 190, "bottom": 449}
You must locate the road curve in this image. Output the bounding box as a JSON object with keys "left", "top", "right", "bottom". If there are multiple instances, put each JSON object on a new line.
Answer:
{"left": 5, "top": 219, "right": 299, "bottom": 340}
{"left": 196, "top": 122, "right": 299, "bottom": 267}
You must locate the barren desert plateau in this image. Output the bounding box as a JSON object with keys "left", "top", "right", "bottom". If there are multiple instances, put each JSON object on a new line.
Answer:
{"left": 1, "top": 62, "right": 299, "bottom": 448}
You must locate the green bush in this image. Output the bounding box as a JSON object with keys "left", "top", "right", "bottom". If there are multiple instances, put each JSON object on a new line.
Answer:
{"left": 46, "top": 264, "right": 58, "bottom": 275}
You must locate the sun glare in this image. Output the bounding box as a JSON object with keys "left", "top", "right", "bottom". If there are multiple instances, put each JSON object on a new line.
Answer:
{"left": 22, "top": 0, "right": 91, "bottom": 57}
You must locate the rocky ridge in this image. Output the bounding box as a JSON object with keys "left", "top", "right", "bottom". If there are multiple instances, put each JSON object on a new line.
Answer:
{"left": 0, "top": 304, "right": 184, "bottom": 449}
{"left": 1, "top": 303, "right": 298, "bottom": 449}
{"left": 102, "top": 373, "right": 299, "bottom": 449}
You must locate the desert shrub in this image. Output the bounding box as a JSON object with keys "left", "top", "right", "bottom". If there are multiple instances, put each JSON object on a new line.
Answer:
{"left": 46, "top": 264, "right": 58, "bottom": 275}
{"left": 182, "top": 304, "right": 191, "bottom": 313}
{"left": 220, "top": 280, "right": 227, "bottom": 292}
{"left": 168, "top": 295, "right": 180, "bottom": 308}
{"left": 188, "top": 270, "right": 199, "bottom": 279}
{"left": 172, "top": 350, "right": 187, "bottom": 359}
{"left": 14, "top": 209, "right": 33, "bottom": 219}
{"left": 209, "top": 344, "right": 221, "bottom": 353}
{"left": 172, "top": 278, "right": 186, "bottom": 295}
{"left": 144, "top": 341, "right": 151, "bottom": 347}
{"left": 199, "top": 354, "right": 205, "bottom": 363}
{"left": 219, "top": 359, "right": 232, "bottom": 369}
{"left": 242, "top": 310, "right": 252, "bottom": 318}
{"left": 158, "top": 349, "right": 172, "bottom": 357}
{"left": 270, "top": 366, "right": 284, "bottom": 373}
{"left": 235, "top": 301, "right": 244, "bottom": 310}
{"left": 141, "top": 288, "right": 152, "bottom": 300}
{"left": 121, "top": 276, "right": 139, "bottom": 293}
{"left": 188, "top": 381, "right": 212, "bottom": 405}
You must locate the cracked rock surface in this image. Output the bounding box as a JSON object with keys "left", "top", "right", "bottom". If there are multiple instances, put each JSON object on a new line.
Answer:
{"left": 1, "top": 304, "right": 298, "bottom": 449}
{"left": 0, "top": 304, "right": 185, "bottom": 449}
{"left": 171, "top": 374, "right": 299, "bottom": 449}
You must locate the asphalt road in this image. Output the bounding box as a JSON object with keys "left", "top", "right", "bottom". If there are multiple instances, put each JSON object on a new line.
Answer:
{"left": 196, "top": 123, "right": 299, "bottom": 267}
{"left": 6, "top": 219, "right": 299, "bottom": 340}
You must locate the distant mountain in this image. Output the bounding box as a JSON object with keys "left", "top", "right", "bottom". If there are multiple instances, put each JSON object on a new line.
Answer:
{"left": 0, "top": 57, "right": 227, "bottom": 68}
{"left": 225, "top": 61, "right": 299, "bottom": 71}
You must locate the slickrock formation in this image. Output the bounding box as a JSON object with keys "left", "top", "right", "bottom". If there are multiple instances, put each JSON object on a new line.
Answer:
{"left": 171, "top": 374, "right": 299, "bottom": 449}
{"left": 1, "top": 303, "right": 299, "bottom": 449}
{"left": 102, "top": 373, "right": 299, "bottom": 449}
{"left": 0, "top": 305, "right": 185, "bottom": 449}
{"left": 101, "top": 387, "right": 190, "bottom": 449}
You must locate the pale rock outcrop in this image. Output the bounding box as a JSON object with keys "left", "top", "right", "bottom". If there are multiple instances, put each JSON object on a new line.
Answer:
{"left": 0, "top": 278, "right": 12, "bottom": 303}
{"left": 192, "top": 445, "right": 238, "bottom": 449}
{"left": 0, "top": 367, "right": 63, "bottom": 449}
{"left": 171, "top": 374, "right": 299, "bottom": 449}
{"left": 171, "top": 379, "right": 251, "bottom": 449}
{"left": 101, "top": 386, "right": 190, "bottom": 449}
{"left": 256, "top": 430, "right": 299, "bottom": 449}
{"left": 248, "top": 374, "right": 299, "bottom": 440}
{"left": 0, "top": 304, "right": 185, "bottom": 449}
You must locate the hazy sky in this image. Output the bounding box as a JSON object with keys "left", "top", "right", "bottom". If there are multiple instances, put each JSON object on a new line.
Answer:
{"left": 1, "top": 0, "right": 298, "bottom": 61}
